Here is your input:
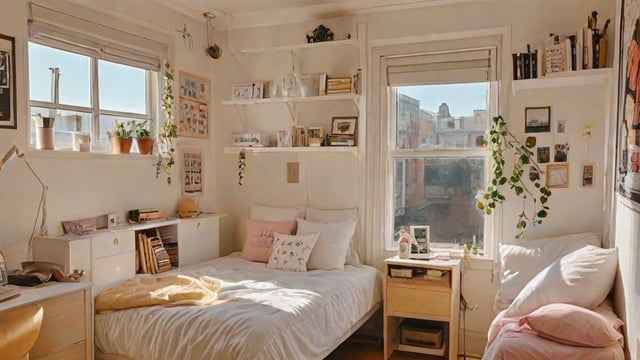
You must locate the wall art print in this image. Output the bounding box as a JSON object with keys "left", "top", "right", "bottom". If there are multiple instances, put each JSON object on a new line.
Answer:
{"left": 0, "top": 33, "right": 16, "bottom": 129}
{"left": 178, "top": 71, "right": 210, "bottom": 138}
{"left": 181, "top": 145, "right": 204, "bottom": 196}
{"left": 619, "top": 0, "right": 640, "bottom": 210}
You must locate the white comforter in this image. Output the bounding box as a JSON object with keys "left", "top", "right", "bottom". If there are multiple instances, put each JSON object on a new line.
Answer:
{"left": 95, "top": 253, "right": 382, "bottom": 360}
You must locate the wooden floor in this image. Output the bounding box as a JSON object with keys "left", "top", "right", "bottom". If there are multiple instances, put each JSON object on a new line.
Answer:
{"left": 325, "top": 340, "right": 441, "bottom": 360}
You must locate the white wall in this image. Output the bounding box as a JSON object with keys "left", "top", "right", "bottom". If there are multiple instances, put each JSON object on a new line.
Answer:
{"left": 0, "top": 0, "right": 220, "bottom": 269}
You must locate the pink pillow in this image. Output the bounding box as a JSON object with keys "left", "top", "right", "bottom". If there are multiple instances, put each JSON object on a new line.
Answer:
{"left": 519, "top": 302, "right": 623, "bottom": 348}
{"left": 241, "top": 219, "right": 296, "bottom": 262}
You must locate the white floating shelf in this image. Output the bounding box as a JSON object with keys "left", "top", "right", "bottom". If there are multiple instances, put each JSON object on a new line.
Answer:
{"left": 512, "top": 68, "right": 612, "bottom": 95}
{"left": 235, "top": 39, "right": 358, "bottom": 55}
{"left": 223, "top": 146, "right": 359, "bottom": 155}
{"left": 221, "top": 93, "right": 359, "bottom": 106}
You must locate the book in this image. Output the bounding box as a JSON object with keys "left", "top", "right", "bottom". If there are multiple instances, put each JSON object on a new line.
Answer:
{"left": 576, "top": 29, "right": 583, "bottom": 70}
{"left": 544, "top": 42, "right": 566, "bottom": 74}
{"left": 530, "top": 49, "right": 538, "bottom": 78}
{"left": 521, "top": 52, "right": 531, "bottom": 79}
{"left": 512, "top": 53, "right": 520, "bottom": 80}
{"left": 582, "top": 27, "right": 592, "bottom": 70}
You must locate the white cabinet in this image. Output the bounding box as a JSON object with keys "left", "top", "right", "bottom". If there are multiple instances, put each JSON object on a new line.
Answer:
{"left": 33, "top": 214, "right": 224, "bottom": 295}
{"left": 224, "top": 36, "right": 363, "bottom": 155}
{"left": 177, "top": 214, "right": 220, "bottom": 267}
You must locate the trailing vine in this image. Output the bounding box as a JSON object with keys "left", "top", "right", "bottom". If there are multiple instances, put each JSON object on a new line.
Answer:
{"left": 476, "top": 115, "right": 552, "bottom": 238}
{"left": 155, "top": 62, "right": 178, "bottom": 185}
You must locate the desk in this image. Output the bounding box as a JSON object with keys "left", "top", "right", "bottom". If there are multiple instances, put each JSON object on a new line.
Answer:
{"left": 383, "top": 257, "right": 460, "bottom": 360}
{"left": 0, "top": 282, "right": 92, "bottom": 360}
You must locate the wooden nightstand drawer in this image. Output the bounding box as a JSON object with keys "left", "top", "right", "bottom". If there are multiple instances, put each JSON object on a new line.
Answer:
{"left": 387, "top": 286, "right": 451, "bottom": 317}
{"left": 93, "top": 231, "right": 135, "bottom": 259}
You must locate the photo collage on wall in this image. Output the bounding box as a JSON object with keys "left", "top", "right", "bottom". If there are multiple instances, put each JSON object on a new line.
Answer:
{"left": 524, "top": 106, "right": 574, "bottom": 189}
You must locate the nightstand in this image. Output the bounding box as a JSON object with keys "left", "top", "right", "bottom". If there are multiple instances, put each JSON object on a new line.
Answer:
{"left": 383, "top": 257, "right": 460, "bottom": 360}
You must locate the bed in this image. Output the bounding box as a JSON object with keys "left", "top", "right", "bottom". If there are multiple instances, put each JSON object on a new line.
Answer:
{"left": 482, "top": 232, "right": 626, "bottom": 360}
{"left": 94, "top": 252, "right": 382, "bottom": 360}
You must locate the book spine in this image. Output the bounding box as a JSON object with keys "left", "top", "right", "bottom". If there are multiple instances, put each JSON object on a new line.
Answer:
{"left": 576, "top": 29, "right": 583, "bottom": 70}
{"left": 530, "top": 50, "right": 538, "bottom": 78}
{"left": 512, "top": 53, "right": 519, "bottom": 80}
{"left": 522, "top": 52, "right": 531, "bottom": 79}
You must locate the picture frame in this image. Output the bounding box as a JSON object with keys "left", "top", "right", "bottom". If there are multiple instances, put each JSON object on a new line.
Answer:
{"left": 0, "top": 33, "right": 16, "bottom": 129}
{"left": 179, "top": 71, "right": 210, "bottom": 139}
{"left": 181, "top": 145, "right": 204, "bottom": 196}
{"left": 331, "top": 116, "right": 357, "bottom": 136}
{"left": 232, "top": 84, "right": 254, "bottom": 100}
{"left": 524, "top": 106, "right": 551, "bottom": 133}
{"left": 581, "top": 162, "right": 595, "bottom": 188}
{"left": 307, "top": 126, "right": 324, "bottom": 146}
{"left": 546, "top": 164, "right": 569, "bottom": 188}
{"left": 409, "top": 225, "right": 430, "bottom": 244}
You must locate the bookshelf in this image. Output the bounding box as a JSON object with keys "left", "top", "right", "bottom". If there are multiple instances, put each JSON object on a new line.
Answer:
{"left": 511, "top": 68, "right": 612, "bottom": 95}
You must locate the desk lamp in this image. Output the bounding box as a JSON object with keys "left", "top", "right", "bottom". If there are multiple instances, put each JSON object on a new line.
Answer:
{"left": 0, "top": 145, "right": 48, "bottom": 260}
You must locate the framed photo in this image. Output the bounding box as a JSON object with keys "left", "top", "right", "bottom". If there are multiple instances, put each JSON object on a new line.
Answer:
{"left": 179, "top": 99, "right": 209, "bottom": 138}
{"left": 581, "top": 162, "right": 595, "bottom": 188}
{"left": 537, "top": 146, "right": 550, "bottom": 163}
{"left": 181, "top": 145, "right": 204, "bottom": 196}
{"left": 409, "top": 225, "right": 430, "bottom": 244}
{"left": 331, "top": 116, "right": 357, "bottom": 136}
{"left": 307, "top": 127, "right": 324, "bottom": 147}
{"left": 546, "top": 164, "right": 569, "bottom": 188}
{"left": 231, "top": 84, "right": 254, "bottom": 100}
{"left": 0, "top": 33, "right": 16, "bottom": 129}
{"left": 554, "top": 143, "right": 569, "bottom": 162}
{"left": 525, "top": 106, "right": 551, "bottom": 133}
{"left": 179, "top": 71, "right": 210, "bottom": 139}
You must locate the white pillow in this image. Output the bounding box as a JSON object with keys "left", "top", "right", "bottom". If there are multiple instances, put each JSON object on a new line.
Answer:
{"left": 306, "top": 207, "right": 361, "bottom": 267}
{"left": 267, "top": 232, "right": 319, "bottom": 272}
{"left": 296, "top": 217, "right": 356, "bottom": 271}
{"left": 504, "top": 245, "right": 618, "bottom": 318}
{"left": 249, "top": 204, "right": 305, "bottom": 222}
{"left": 495, "top": 232, "right": 602, "bottom": 311}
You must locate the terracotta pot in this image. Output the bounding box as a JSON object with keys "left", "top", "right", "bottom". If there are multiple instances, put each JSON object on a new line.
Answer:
{"left": 111, "top": 137, "right": 133, "bottom": 154}
{"left": 136, "top": 137, "right": 155, "bottom": 155}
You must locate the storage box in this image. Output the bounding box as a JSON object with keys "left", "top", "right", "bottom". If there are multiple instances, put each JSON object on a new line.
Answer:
{"left": 400, "top": 320, "right": 443, "bottom": 349}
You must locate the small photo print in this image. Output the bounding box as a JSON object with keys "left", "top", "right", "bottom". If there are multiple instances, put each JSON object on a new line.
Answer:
{"left": 554, "top": 143, "right": 569, "bottom": 162}
{"left": 529, "top": 166, "right": 540, "bottom": 181}
{"left": 537, "top": 146, "right": 550, "bottom": 164}
{"left": 557, "top": 120, "right": 566, "bottom": 133}
{"left": 581, "top": 162, "right": 595, "bottom": 187}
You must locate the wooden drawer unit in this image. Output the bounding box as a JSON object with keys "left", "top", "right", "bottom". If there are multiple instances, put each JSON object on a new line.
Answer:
{"left": 93, "top": 230, "right": 135, "bottom": 259}
{"left": 383, "top": 257, "right": 460, "bottom": 360}
{"left": 0, "top": 283, "right": 92, "bottom": 360}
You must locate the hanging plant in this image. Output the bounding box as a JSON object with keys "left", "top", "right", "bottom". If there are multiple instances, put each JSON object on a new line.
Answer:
{"left": 155, "top": 62, "right": 178, "bottom": 184}
{"left": 476, "top": 115, "right": 552, "bottom": 238}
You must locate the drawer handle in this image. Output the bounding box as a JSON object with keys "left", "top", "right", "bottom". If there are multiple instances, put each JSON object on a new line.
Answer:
{"left": 113, "top": 238, "right": 119, "bottom": 246}
{"left": 197, "top": 222, "right": 201, "bottom": 229}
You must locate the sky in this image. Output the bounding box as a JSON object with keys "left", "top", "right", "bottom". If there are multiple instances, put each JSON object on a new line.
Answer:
{"left": 397, "top": 82, "right": 488, "bottom": 117}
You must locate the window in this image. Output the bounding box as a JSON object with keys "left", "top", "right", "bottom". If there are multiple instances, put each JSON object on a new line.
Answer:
{"left": 376, "top": 37, "right": 500, "bottom": 254}
{"left": 27, "top": 3, "right": 166, "bottom": 153}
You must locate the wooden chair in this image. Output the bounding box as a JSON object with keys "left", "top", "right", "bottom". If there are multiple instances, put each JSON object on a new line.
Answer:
{"left": 0, "top": 304, "right": 44, "bottom": 360}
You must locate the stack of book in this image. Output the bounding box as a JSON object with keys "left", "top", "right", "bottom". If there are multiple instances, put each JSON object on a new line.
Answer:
{"left": 291, "top": 125, "right": 307, "bottom": 147}
{"left": 128, "top": 208, "right": 165, "bottom": 223}
{"left": 137, "top": 229, "right": 172, "bottom": 274}
{"left": 326, "top": 77, "right": 353, "bottom": 94}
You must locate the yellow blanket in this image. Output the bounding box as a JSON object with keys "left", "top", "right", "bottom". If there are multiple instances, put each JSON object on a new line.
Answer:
{"left": 95, "top": 274, "right": 222, "bottom": 313}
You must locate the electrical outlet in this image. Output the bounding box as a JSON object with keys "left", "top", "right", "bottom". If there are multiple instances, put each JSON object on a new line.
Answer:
{"left": 287, "top": 162, "right": 299, "bottom": 183}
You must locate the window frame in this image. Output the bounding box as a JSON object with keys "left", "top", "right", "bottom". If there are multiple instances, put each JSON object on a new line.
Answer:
{"left": 369, "top": 30, "right": 508, "bottom": 261}
{"left": 27, "top": 40, "right": 158, "bottom": 153}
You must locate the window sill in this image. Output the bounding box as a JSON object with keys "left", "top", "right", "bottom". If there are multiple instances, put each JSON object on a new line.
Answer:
{"left": 25, "top": 149, "right": 158, "bottom": 161}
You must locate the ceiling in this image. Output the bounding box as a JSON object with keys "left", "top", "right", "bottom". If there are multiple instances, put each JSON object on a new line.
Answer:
{"left": 152, "top": 0, "right": 474, "bottom": 28}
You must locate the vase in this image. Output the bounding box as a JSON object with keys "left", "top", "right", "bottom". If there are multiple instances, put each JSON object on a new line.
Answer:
{"left": 111, "top": 137, "right": 132, "bottom": 154}
{"left": 136, "top": 137, "right": 154, "bottom": 155}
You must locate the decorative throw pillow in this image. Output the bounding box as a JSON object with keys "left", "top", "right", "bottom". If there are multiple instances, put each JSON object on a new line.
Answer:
{"left": 504, "top": 245, "right": 618, "bottom": 317}
{"left": 519, "top": 302, "right": 623, "bottom": 347}
{"left": 306, "top": 207, "right": 361, "bottom": 267}
{"left": 267, "top": 232, "right": 320, "bottom": 272}
{"left": 296, "top": 217, "right": 356, "bottom": 271}
{"left": 249, "top": 204, "right": 305, "bottom": 222}
{"left": 495, "top": 232, "right": 601, "bottom": 311}
{"left": 241, "top": 219, "right": 296, "bottom": 263}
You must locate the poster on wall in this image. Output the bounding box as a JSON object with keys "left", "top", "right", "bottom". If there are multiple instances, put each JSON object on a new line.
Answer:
{"left": 0, "top": 33, "right": 16, "bottom": 129}
{"left": 178, "top": 71, "right": 210, "bottom": 138}
{"left": 619, "top": 0, "right": 640, "bottom": 211}
{"left": 181, "top": 145, "right": 204, "bottom": 196}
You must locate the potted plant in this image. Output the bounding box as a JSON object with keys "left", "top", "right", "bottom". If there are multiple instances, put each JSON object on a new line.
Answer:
{"left": 476, "top": 115, "right": 552, "bottom": 238}
{"left": 133, "top": 120, "right": 154, "bottom": 155}
{"left": 106, "top": 119, "right": 133, "bottom": 154}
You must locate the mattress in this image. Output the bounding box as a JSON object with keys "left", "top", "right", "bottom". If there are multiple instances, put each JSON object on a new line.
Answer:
{"left": 95, "top": 253, "right": 383, "bottom": 360}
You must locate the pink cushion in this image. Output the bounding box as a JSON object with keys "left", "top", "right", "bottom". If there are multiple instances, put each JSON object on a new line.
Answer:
{"left": 241, "top": 219, "right": 296, "bottom": 262}
{"left": 519, "top": 302, "right": 623, "bottom": 348}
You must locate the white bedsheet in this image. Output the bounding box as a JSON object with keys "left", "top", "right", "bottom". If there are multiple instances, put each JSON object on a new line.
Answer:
{"left": 95, "top": 253, "right": 382, "bottom": 360}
